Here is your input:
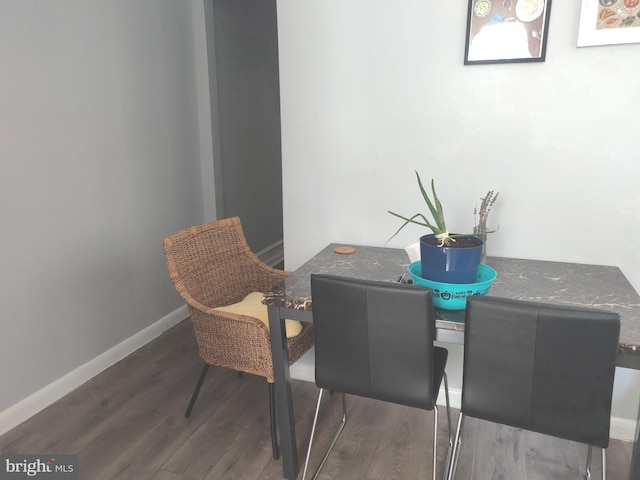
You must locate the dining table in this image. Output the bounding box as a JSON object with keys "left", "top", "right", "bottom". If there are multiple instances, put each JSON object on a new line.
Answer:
{"left": 263, "top": 243, "right": 640, "bottom": 480}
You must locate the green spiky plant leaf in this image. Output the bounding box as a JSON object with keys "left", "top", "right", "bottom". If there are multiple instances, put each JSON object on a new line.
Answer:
{"left": 388, "top": 172, "right": 454, "bottom": 246}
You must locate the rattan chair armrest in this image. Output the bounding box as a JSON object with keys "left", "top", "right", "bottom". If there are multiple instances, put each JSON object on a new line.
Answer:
{"left": 243, "top": 263, "right": 290, "bottom": 290}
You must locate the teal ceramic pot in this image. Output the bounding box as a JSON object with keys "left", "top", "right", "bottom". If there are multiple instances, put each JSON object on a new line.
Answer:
{"left": 419, "top": 234, "right": 483, "bottom": 284}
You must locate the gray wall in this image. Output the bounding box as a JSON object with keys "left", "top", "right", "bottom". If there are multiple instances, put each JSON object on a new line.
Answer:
{"left": 0, "top": 1, "right": 210, "bottom": 422}
{"left": 210, "top": 0, "right": 284, "bottom": 255}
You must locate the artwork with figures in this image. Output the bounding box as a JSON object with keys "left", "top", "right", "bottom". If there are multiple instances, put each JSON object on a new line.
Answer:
{"left": 597, "top": 0, "right": 640, "bottom": 29}
{"left": 578, "top": 0, "right": 640, "bottom": 46}
{"left": 464, "top": 0, "right": 552, "bottom": 64}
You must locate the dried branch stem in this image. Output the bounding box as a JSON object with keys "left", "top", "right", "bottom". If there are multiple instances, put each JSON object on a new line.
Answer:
{"left": 474, "top": 190, "right": 499, "bottom": 239}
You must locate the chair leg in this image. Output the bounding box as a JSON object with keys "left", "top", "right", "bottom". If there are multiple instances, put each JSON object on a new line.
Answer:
{"left": 185, "top": 363, "right": 210, "bottom": 418}
{"left": 447, "top": 412, "right": 465, "bottom": 480}
{"left": 442, "top": 372, "right": 454, "bottom": 478}
{"left": 433, "top": 405, "right": 439, "bottom": 480}
{"left": 435, "top": 372, "right": 454, "bottom": 480}
{"left": 302, "top": 389, "right": 347, "bottom": 480}
{"left": 185, "top": 366, "right": 279, "bottom": 461}
{"left": 269, "top": 382, "right": 279, "bottom": 460}
{"left": 584, "top": 445, "right": 606, "bottom": 480}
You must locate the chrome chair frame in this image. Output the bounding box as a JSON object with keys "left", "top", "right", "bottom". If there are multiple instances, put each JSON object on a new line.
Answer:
{"left": 447, "top": 296, "right": 620, "bottom": 480}
{"left": 303, "top": 378, "right": 453, "bottom": 480}
{"left": 302, "top": 274, "right": 453, "bottom": 480}
{"left": 449, "top": 414, "right": 608, "bottom": 480}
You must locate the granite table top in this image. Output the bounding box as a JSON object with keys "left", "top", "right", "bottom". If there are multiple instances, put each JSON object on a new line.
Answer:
{"left": 263, "top": 243, "right": 640, "bottom": 364}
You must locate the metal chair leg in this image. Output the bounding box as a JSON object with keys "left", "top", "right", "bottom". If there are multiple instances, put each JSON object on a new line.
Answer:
{"left": 447, "top": 418, "right": 606, "bottom": 480}
{"left": 586, "top": 445, "right": 593, "bottom": 480}
{"left": 302, "top": 389, "right": 347, "bottom": 480}
{"left": 185, "top": 363, "right": 210, "bottom": 418}
{"left": 269, "top": 382, "right": 279, "bottom": 460}
{"left": 442, "top": 372, "right": 454, "bottom": 479}
{"left": 447, "top": 412, "right": 465, "bottom": 480}
{"left": 433, "top": 405, "right": 439, "bottom": 480}
{"left": 584, "top": 445, "right": 607, "bottom": 480}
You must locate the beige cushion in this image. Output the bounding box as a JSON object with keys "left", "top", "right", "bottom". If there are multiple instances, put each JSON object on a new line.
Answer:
{"left": 214, "top": 292, "right": 303, "bottom": 338}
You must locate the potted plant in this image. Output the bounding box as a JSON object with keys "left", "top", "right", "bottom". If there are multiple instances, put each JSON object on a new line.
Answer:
{"left": 388, "top": 171, "right": 497, "bottom": 284}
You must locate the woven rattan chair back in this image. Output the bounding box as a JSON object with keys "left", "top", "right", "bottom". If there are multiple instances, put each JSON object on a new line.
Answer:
{"left": 164, "top": 217, "right": 283, "bottom": 311}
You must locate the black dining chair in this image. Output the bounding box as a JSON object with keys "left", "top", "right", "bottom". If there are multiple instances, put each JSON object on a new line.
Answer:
{"left": 302, "top": 274, "right": 453, "bottom": 480}
{"left": 448, "top": 296, "right": 620, "bottom": 480}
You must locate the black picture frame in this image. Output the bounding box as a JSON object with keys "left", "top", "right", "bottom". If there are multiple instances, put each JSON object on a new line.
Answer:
{"left": 464, "top": 0, "right": 552, "bottom": 65}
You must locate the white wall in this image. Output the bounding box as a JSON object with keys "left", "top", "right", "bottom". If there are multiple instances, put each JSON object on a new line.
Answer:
{"left": 0, "top": 1, "right": 211, "bottom": 429}
{"left": 277, "top": 0, "right": 640, "bottom": 437}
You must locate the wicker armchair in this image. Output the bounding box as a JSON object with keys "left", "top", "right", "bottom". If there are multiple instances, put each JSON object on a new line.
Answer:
{"left": 163, "top": 217, "right": 314, "bottom": 459}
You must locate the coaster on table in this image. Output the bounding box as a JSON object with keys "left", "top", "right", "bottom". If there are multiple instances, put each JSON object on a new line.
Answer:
{"left": 334, "top": 246, "right": 356, "bottom": 255}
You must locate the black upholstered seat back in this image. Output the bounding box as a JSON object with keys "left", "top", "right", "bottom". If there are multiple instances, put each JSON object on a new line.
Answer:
{"left": 463, "top": 296, "right": 620, "bottom": 448}
{"left": 310, "top": 274, "right": 445, "bottom": 410}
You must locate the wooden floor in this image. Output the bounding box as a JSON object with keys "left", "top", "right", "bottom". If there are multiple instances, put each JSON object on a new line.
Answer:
{"left": 0, "top": 319, "right": 633, "bottom": 480}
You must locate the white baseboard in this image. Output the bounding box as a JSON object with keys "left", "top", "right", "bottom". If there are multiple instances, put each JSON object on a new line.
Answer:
{"left": 437, "top": 386, "right": 637, "bottom": 442}
{"left": 437, "top": 386, "right": 462, "bottom": 411}
{"left": 611, "top": 416, "right": 638, "bottom": 442}
{"left": 0, "top": 305, "right": 189, "bottom": 437}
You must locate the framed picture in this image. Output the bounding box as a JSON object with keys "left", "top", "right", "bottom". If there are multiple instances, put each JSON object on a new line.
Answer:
{"left": 577, "top": 0, "right": 640, "bottom": 47}
{"left": 464, "top": 0, "right": 553, "bottom": 65}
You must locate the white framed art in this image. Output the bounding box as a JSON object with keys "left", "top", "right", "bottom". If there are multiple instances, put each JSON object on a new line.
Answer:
{"left": 577, "top": 0, "right": 640, "bottom": 46}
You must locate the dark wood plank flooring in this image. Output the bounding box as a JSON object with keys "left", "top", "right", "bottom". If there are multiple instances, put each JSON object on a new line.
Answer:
{"left": 0, "top": 319, "right": 633, "bottom": 479}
